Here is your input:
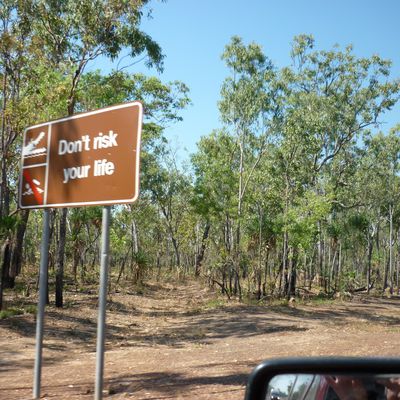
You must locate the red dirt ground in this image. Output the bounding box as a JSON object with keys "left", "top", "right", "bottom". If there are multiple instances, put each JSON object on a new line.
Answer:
{"left": 1, "top": 280, "right": 400, "bottom": 399}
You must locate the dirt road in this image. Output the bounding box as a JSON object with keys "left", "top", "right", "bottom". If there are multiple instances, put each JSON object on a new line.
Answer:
{"left": 1, "top": 281, "right": 399, "bottom": 399}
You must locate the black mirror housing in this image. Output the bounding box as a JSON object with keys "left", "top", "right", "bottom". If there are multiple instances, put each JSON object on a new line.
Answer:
{"left": 245, "top": 357, "right": 400, "bottom": 400}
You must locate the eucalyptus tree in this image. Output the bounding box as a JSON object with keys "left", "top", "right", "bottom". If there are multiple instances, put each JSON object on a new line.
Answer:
{"left": 284, "top": 35, "right": 399, "bottom": 179}
{"left": 323, "top": 145, "right": 365, "bottom": 291}
{"left": 0, "top": 1, "right": 30, "bottom": 302}
{"left": 21, "top": 0, "right": 165, "bottom": 307}
{"left": 111, "top": 200, "right": 158, "bottom": 284}
{"left": 146, "top": 152, "right": 192, "bottom": 269}
{"left": 0, "top": 1, "right": 72, "bottom": 304}
{"left": 191, "top": 130, "right": 237, "bottom": 293}
{"left": 272, "top": 35, "right": 400, "bottom": 295}
{"left": 218, "top": 36, "right": 279, "bottom": 298}
{"left": 362, "top": 127, "right": 400, "bottom": 293}
{"left": 0, "top": 0, "right": 43, "bottom": 219}
{"left": 200, "top": 35, "right": 399, "bottom": 299}
{"left": 242, "top": 143, "right": 283, "bottom": 298}
{"left": 45, "top": 70, "right": 190, "bottom": 285}
{"left": 28, "top": 0, "right": 164, "bottom": 114}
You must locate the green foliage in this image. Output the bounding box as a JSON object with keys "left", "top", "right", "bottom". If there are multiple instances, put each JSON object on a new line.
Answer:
{"left": 24, "top": 305, "right": 37, "bottom": 315}
{"left": 286, "top": 191, "right": 332, "bottom": 249}
{"left": 77, "top": 71, "right": 190, "bottom": 119}
{"left": 195, "top": 34, "right": 400, "bottom": 299}
{"left": 0, "top": 307, "right": 24, "bottom": 319}
{"left": 326, "top": 221, "right": 342, "bottom": 240}
{"left": 191, "top": 130, "right": 237, "bottom": 217}
{"left": 204, "top": 297, "right": 226, "bottom": 310}
{"left": 347, "top": 213, "right": 369, "bottom": 234}
{"left": 29, "top": 0, "right": 164, "bottom": 69}
{"left": 0, "top": 215, "right": 18, "bottom": 238}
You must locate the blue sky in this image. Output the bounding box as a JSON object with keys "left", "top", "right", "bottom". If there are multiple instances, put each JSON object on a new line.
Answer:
{"left": 104, "top": 0, "right": 400, "bottom": 162}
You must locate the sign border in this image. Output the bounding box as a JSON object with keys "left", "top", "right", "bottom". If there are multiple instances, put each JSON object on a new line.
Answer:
{"left": 19, "top": 101, "right": 143, "bottom": 209}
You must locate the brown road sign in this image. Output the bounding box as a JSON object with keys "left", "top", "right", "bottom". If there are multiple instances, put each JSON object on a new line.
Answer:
{"left": 19, "top": 102, "right": 143, "bottom": 209}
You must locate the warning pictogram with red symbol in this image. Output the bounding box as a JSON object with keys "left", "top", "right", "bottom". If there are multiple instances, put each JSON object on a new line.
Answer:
{"left": 20, "top": 127, "right": 49, "bottom": 207}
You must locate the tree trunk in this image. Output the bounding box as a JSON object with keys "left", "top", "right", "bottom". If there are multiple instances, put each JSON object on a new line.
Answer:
{"left": 255, "top": 205, "right": 263, "bottom": 299}
{"left": 336, "top": 242, "right": 342, "bottom": 292}
{"left": 131, "top": 220, "right": 139, "bottom": 254}
{"left": 367, "top": 235, "right": 373, "bottom": 294}
{"left": 281, "top": 231, "right": 289, "bottom": 297}
{"left": 72, "top": 246, "right": 80, "bottom": 282}
{"left": 329, "top": 243, "right": 338, "bottom": 291}
{"left": 0, "top": 71, "right": 8, "bottom": 219}
{"left": 195, "top": 221, "right": 210, "bottom": 276}
{"left": 383, "top": 250, "right": 389, "bottom": 292}
{"left": 55, "top": 208, "right": 68, "bottom": 308}
{"left": 397, "top": 229, "right": 400, "bottom": 294}
{"left": 171, "top": 236, "right": 180, "bottom": 267}
{"left": 10, "top": 210, "right": 30, "bottom": 279}
{"left": 0, "top": 239, "right": 12, "bottom": 310}
{"left": 286, "top": 247, "right": 297, "bottom": 299}
{"left": 281, "top": 175, "right": 290, "bottom": 297}
{"left": 235, "top": 136, "right": 244, "bottom": 300}
{"left": 117, "top": 245, "right": 132, "bottom": 284}
{"left": 389, "top": 204, "right": 394, "bottom": 294}
{"left": 317, "top": 221, "right": 324, "bottom": 288}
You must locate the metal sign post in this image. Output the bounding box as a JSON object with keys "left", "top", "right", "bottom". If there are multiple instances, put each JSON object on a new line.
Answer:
{"left": 33, "top": 209, "right": 51, "bottom": 399}
{"left": 95, "top": 206, "right": 111, "bottom": 400}
{"left": 19, "top": 102, "right": 143, "bottom": 399}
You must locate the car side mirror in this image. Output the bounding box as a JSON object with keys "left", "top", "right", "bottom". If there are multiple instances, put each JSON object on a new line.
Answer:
{"left": 245, "top": 357, "right": 400, "bottom": 400}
